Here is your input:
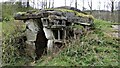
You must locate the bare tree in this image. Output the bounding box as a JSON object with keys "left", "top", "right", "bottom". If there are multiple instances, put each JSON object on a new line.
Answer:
{"left": 42, "top": 0, "right": 47, "bottom": 9}
{"left": 65, "top": 0, "right": 66, "bottom": 6}
{"left": 98, "top": 0, "right": 101, "bottom": 19}
{"left": 48, "top": 0, "right": 51, "bottom": 8}
{"left": 43, "top": 0, "right": 45, "bottom": 8}
{"left": 104, "top": 2, "right": 106, "bottom": 10}
{"left": 9, "top": 0, "right": 16, "bottom": 4}
{"left": 52, "top": 0, "right": 54, "bottom": 8}
{"left": 106, "top": 0, "right": 115, "bottom": 12}
{"left": 45, "top": 0, "right": 47, "bottom": 8}
{"left": 70, "top": 0, "right": 73, "bottom": 7}
{"left": 32, "top": 0, "right": 35, "bottom": 8}
{"left": 88, "top": 0, "right": 92, "bottom": 14}
{"left": 82, "top": 0, "right": 84, "bottom": 11}
{"left": 119, "top": 1, "right": 120, "bottom": 10}
{"left": 39, "top": 0, "right": 45, "bottom": 9}
{"left": 48, "top": 0, "right": 54, "bottom": 8}
{"left": 110, "top": 0, "right": 115, "bottom": 13}
{"left": 75, "top": 0, "right": 77, "bottom": 8}
{"left": 27, "top": 0, "right": 29, "bottom": 8}
{"left": 106, "top": 3, "right": 110, "bottom": 11}
{"left": 98, "top": 0, "right": 101, "bottom": 10}
{"left": 118, "top": 1, "right": 120, "bottom": 22}
{"left": 114, "top": 1, "right": 118, "bottom": 10}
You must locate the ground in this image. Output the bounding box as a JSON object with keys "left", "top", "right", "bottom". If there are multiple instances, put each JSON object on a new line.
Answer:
{"left": 33, "top": 19, "right": 119, "bottom": 66}
{"left": 1, "top": 19, "right": 119, "bottom": 66}
{"left": 0, "top": 22, "right": 2, "bottom": 67}
{"left": 111, "top": 24, "right": 120, "bottom": 38}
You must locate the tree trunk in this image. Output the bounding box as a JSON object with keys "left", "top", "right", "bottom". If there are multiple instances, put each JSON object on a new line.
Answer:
{"left": 75, "top": 0, "right": 77, "bottom": 8}
{"left": 52, "top": 0, "right": 54, "bottom": 8}
{"left": 82, "top": 0, "right": 84, "bottom": 11}
{"left": 111, "top": 1, "right": 114, "bottom": 13}
{"left": 88, "top": 0, "right": 92, "bottom": 14}
{"left": 118, "top": 2, "right": 120, "bottom": 23}
{"left": 90, "top": 0, "right": 92, "bottom": 14}
{"left": 49, "top": 0, "right": 51, "bottom": 8}
{"left": 45, "top": 0, "right": 47, "bottom": 9}
{"left": 27, "top": 0, "right": 29, "bottom": 8}
{"left": 65, "top": 0, "right": 66, "bottom": 6}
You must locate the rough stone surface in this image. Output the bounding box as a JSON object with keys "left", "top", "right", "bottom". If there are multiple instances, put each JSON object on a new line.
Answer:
{"left": 14, "top": 6, "right": 94, "bottom": 60}
{"left": 14, "top": 6, "right": 94, "bottom": 26}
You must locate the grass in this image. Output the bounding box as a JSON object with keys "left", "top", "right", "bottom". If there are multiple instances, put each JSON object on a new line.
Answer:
{"left": 2, "top": 20, "right": 27, "bottom": 66}
{"left": 0, "top": 22, "right": 2, "bottom": 39}
{"left": 2, "top": 18, "right": 119, "bottom": 66}
{"left": 1, "top": 2, "right": 119, "bottom": 66}
{"left": 1, "top": 2, "right": 33, "bottom": 66}
{"left": 35, "top": 19, "right": 119, "bottom": 66}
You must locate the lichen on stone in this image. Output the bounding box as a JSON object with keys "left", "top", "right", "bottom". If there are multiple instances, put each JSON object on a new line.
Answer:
{"left": 16, "top": 12, "right": 26, "bottom": 15}
{"left": 53, "top": 8, "right": 94, "bottom": 20}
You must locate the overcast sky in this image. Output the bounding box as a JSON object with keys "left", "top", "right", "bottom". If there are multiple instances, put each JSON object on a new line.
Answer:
{"left": 1, "top": 0, "right": 120, "bottom": 10}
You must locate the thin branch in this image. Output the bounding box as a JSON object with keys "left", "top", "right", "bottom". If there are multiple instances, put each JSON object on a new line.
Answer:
{"left": 70, "top": 0, "right": 73, "bottom": 6}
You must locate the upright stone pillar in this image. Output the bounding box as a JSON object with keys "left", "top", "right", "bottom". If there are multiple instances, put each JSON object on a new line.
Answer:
{"left": 43, "top": 27, "right": 55, "bottom": 55}
{"left": 24, "top": 19, "right": 39, "bottom": 60}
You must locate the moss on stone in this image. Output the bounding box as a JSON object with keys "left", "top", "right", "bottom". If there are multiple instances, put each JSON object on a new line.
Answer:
{"left": 53, "top": 8, "right": 94, "bottom": 20}
{"left": 16, "top": 12, "right": 26, "bottom": 15}
{"left": 16, "top": 8, "right": 94, "bottom": 20}
{"left": 73, "top": 24, "right": 84, "bottom": 29}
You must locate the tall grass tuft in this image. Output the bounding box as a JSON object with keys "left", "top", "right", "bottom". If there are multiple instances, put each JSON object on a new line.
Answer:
{"left": 36, "top": 19, "right": 119, "bottom": 66}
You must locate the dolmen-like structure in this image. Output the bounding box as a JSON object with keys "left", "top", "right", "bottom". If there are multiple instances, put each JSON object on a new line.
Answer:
{"left": 14, "top": 6, "right": 94, "bottom": 60}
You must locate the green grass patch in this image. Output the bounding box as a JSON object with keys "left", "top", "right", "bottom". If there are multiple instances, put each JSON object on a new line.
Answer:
{"left": 36, "top": 19, "right": 119, "bottom": 66}
{"left": 1, "top": 2, "right": 31, "bottom": 66}
{"left": 2, "top": 20, "right": 27, "bottom": 66}
{"left": 1, "top": 2, "right": 119, "bottom": 66}
{"left": 0, "top": 25, "right": 1, "bottom": 33}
